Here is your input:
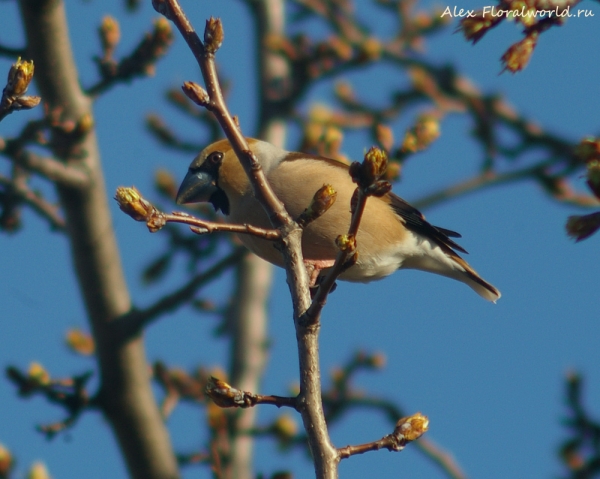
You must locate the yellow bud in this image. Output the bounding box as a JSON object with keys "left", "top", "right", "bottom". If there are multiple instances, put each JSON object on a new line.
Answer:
{"left": 0, "top": 443, "right": 13, "bottom": 477}
{"left": 501, "top": 34, "right": 537, "bottom": 74}
{"left": 361, "top": 146, "right": 388, "bottom": 184}
{"left": 460, "top": 14, "right": 495, "bottom": 43}
{"left": 28, "top": 362, "right": 50, "bottom": 386}
{"left": 272, "top": 414, "right": 298, "bottom": 439}
{"left": 359, "top": 37, "right": 381, "bottom": 61}
{"left": 205, "top": 375, "right": 249, "bottom": 408}
{"left": 413, "top": 11, "right": 434, "bottom": 29}
{"left": 288, "top": 382, "right": 300, "bottom": 396}
{"left": 335, "top": 234, "right": 356, "bottom": 253}
{"left": 304, "top": 122, "right": 324, "bottom": 146}
{"left": 401, "top": 115, "right": 440, "bottom": 153}
{"left": 395, "top": 412, "right": 429, "bottom": 441}
{"left": 28, "top": 462, "right": 51, "bottom": 479}
{"left": 297, "top": 184, "right": 337, "bottom": 228}
{"left": 401, "top": 132, "right": 418, "bottom": 153}
{"left": 154, "top": 17, "right": 172, "bottom": 36}
{"left": 384, "top": 162, "right": 401, "bottom": 181}
{"left": 369, "top": 352, "right": 386, "bottom": 369}
{"left": 330, "top": 367, "right": 344, "bottom": 383}
{"left": 99, "top": 16, "right": 120, "bottom": 53}
{"left": 309, "top": 104, "right": 333, "bottom": 123}
{"left": 75, "top": 113, "right": 94, "bottom": 136}
{"left": 324, "top": 126, "right": 343, "bottom": 150}
{"left": 6, "top": 57, "right": 35, "bottom": 97}
{"left": 114, "top": 186, "right": 154, "bottom": 222}
{"left": 65, "top": 328, "right": 95, "bottom": 356}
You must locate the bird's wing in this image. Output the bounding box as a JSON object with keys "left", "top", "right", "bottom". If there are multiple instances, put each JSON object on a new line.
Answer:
{"left": 283, "top": 152, "right": 468, "bottom": 253}
{"left": 384, "top": 192, "right": 468, "bottom": 255}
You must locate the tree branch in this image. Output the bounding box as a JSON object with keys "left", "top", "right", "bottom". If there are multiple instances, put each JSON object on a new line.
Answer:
{"left": 7, "top": 149, "right": 90, "bottom": 187}
{"left": 117, "top": 246, "right": 246, "bottom": 337}
{"left": 0, "top": 174, "right": 65, "bottom": 230}
{"left": 152, "top": 2, "right": 338, "bottom": 476}
{"left": 18, "top": 1, "right": 178, "bottom": 477}
{"left": 338, "top": 412, "right": 428, "bottom": 458}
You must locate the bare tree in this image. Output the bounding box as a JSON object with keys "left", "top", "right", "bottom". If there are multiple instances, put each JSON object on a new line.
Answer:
{"left": 1, "top": 0, "right": 597, "bottom": 478}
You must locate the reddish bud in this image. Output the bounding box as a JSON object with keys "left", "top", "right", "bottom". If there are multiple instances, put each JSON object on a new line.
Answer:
{"left": 566, "top": 212, "right": 600, "bottom": 242}
{"left": 459, "top": 12, "right": 497, "bottom": 44}
{"left": 182, "top": 81, "right": 209, "bottom": 107}
{"left": 501, "top": 34, "right": 537, "bottom": 73}
{"left": 204, "top": 17, "right": 224, "bottom": 54}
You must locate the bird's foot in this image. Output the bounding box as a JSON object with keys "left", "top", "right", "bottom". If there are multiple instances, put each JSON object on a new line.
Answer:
{"left": 304, "top": 259, "right": 335, "bottom": 287}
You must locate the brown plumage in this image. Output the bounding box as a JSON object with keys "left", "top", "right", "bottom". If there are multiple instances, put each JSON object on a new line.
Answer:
{"left": 176, "top": 138, "right": 500, "bottom": 302}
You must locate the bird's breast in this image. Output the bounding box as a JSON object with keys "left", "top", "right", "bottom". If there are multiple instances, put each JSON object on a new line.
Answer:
{"left": 226, "top": 158, "right": 411, "bottom": 280}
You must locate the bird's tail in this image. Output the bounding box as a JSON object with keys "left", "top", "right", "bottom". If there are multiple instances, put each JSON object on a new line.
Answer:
{"left": 447, "top": 255, "right": 501, "bottom": 303}
{"left": 404, "top": 252, "right": 501, "bottom": 302}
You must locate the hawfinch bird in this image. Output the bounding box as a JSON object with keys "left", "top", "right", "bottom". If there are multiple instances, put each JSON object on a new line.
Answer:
{"left": 176, "top": 138, "right": 500, "bottom": 302}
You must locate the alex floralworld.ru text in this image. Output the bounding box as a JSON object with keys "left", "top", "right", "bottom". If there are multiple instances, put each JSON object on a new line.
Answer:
{"left": 441, "top": 5, "right": 594, "bottom": 18}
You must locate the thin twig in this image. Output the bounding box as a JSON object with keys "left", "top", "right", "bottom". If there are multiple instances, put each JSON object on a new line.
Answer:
{"left": 206, "top": 376, "right": 298, "bottom": 409}
{"left": 9, "top": 149, "right": 90, "bottom": 187}
{"left": 6, "top": 366, "right": 94, "bottom": 439}
{"left": 115, "top": 187, "right": 282, "bottom": 240}
{"left": 0, "top": 174, "right": 65, "bottom": 230}
{"left": 86, "top": 18, "right": 174, "bottom": 98}
{"left": 117, "top": 247, "right": 247, "bottom": 337}
{"left": 0, "top": 45, "right": 26, "bottom": 58}
{"left": 413, "top": 163, "right": 598, "bottom": 211}
{"left": 338, "top": 413, "right": 428, "bottom": 458}
{"left": 165, "top": 212, "right": 281, "bottom": 239}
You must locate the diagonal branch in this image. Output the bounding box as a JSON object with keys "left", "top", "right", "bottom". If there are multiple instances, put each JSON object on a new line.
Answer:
{"left": 116, "top": 246, "right": 246, "bottom": 337}
{"left": 8, "top": 149, "right": 90, "bottom": 187}
{"left": 0, "top": 174, "right": 65, "bottom": 230}
{"left": 151, "top": 2, "right": 338, "bottom": 476}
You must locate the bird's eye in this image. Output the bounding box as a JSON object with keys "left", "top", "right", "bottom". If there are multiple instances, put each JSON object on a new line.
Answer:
{"left": 207, "top": 151, "right": 223, "bottom": 165}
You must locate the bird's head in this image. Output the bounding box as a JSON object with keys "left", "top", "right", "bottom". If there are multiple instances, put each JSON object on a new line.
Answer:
{"left": 175, "top": 138, "right": 288, "bottom": 215}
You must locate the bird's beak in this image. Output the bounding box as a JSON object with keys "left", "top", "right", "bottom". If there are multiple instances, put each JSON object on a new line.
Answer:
{"left": 176, "top": 170, "right": 219, "bottom": 205}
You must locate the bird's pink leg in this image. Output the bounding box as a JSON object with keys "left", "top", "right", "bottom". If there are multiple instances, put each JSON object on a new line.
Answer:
{"left": 304, "top": 259, "right": 336, "bottom": 287}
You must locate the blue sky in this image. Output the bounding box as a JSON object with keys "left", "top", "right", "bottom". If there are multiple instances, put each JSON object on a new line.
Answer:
{"left": 1, "top": 1, "right": 599, "bottom": 478}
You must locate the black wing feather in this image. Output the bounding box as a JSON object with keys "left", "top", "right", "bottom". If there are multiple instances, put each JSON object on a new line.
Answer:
{"left": 386, "top": 192, "right": 468, "bottom": 254}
